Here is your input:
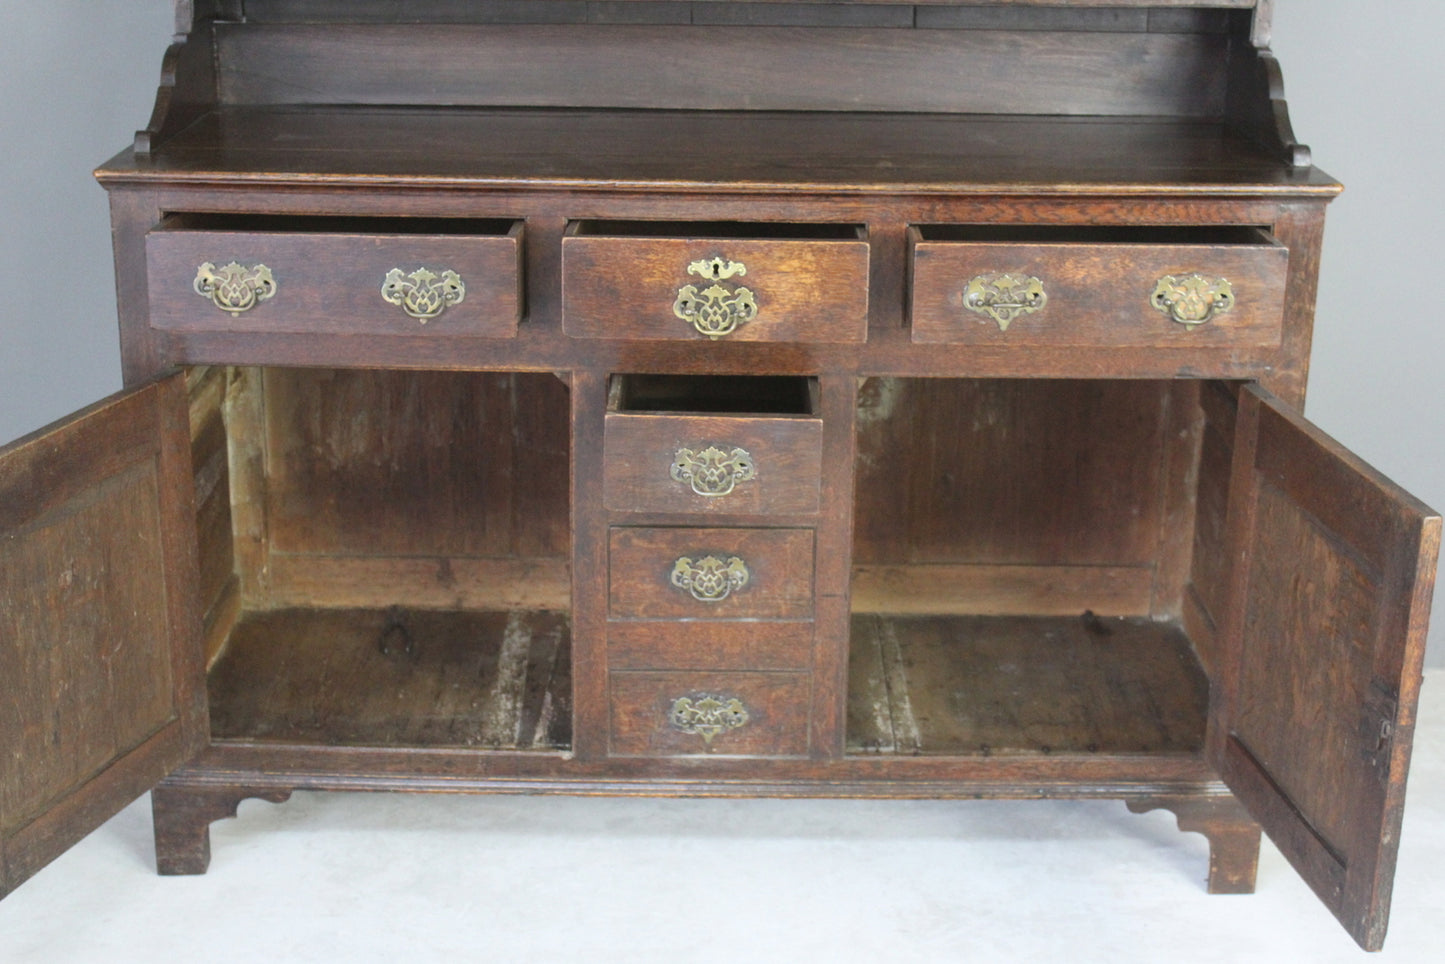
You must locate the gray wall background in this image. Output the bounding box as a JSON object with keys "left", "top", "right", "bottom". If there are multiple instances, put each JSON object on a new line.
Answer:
{"left": 2, "top": 0, "right": 1442, "bottom": 665}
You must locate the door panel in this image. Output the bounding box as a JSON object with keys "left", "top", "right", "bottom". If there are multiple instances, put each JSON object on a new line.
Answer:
{"left": 1211, "top": 385, "right": 1440, "bottom": 951}
{"left": 0, "top": 374, "right": 203, "bottom": 896}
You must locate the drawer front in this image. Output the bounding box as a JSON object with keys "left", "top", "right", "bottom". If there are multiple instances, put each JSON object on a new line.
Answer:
{"left": 910, "top": 232, "right": 1288, "bottom": 347}
{"left": 562, "top": 233, "right": 869, "bottom": 342}
{"left": 147, "top": 222, "right": 523, "bottom": 336}
{"left": 608, "top": 527, "right": 815, "bottom": 620}
{"left": 608, "top": 620, "right": 814, "bottom": 672}
{"left": 604, "top": 412, "right": 823, "bottom": 516}
{"left": 609, "top": 671, "right": 811, "bottom": 757}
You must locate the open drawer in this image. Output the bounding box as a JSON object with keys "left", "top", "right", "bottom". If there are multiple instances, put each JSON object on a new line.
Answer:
{"left": 603, "top": 374, "right": 823, "bottom": 516}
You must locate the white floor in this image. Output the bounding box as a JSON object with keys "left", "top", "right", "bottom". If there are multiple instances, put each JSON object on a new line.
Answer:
{"left": 3, "top": 683, "right": 1443, "bottom": 963}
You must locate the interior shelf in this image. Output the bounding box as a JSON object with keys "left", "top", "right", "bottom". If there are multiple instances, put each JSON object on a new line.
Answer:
{"left": 208, "top": 608, "right": 572, "bottom": 750}
{"left": 846, "top": 614, "right": 1209, "bottom": 757}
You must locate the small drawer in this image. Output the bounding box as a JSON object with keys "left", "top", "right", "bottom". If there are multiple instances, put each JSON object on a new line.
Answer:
{"left": 604, "top": 374, "right": 823, "bottom": 516}
{"left": 608, "top": 621, "right": 815, "bottom": 672}
{"left": 562, "top": 221, "right": 869, "bottom": 343}
{"left": 609, "top": 670, "right": 811, "bottom": 757}
{"left": 146, "top": 215, "right": 523, "bottom": 336}
{"left": 909, "top": 225, "right": 1288, "bottom": 347}
{"left": 609, "top": 527, "right": 814, "bottom": 620}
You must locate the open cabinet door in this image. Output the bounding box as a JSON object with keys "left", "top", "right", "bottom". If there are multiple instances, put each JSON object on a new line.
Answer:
{"left": 1210, "top": 385, "right": 1440, "bottom": 951}
{"left": 0, "top": 374, "right": 204, "bottom": 897}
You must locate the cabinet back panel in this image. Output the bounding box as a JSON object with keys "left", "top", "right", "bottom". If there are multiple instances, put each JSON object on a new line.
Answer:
{"left": 261, "top": 369, "right": 571, "bottom": 560}
{"left": 855, "top": 378, "right": 1174, "bottom": 568}
{"left": 214, "top": 23, "right": 1229, "bottom": 116}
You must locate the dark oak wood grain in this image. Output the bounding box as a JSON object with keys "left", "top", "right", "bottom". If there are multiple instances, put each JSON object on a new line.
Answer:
{"left": 910, "top": 225, "right": 1288, "bottom": 347}
{"left": 609, "top": 670, "right": 813, "bottom": 757}
{"left": 213, "top": 24, "right": 1229, "bottom": 116}
{"left": 608, "top": 526, "right": 815, "bottom": 620}
{"left": 563, "top": 226, "right": 870, "bottom": 343}
{"left": 147, "top": 218, "right": 523, "bottom": 338}
{"left": 604, "top": 412, "right": 823, "bottom": 516}
{"left": 1211, "top": 386, "right": 1441, "bottom": 951}
{"left": 0, "top": 376, "right": 203, "bottom": 897}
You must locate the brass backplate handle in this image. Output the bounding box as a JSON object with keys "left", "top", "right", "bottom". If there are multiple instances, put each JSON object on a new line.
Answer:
{"left": 670, "top": 555, "right": 750, "bottom": 603}
{"left": 671, "top": 446, "right": 756, "bottom": 498}
{"left": 963, "top": 272, "right": 1047, "bottom": 330}
{"left": 382, "top": 267, "right": 466, "bottom": 323}
{"left": 194, "top": 262, "right": 276, "bottom": 315}
{"left": 670, "top": 694, "right": 750, "bottom": 745}
{"left": 674, "top": 257, "right": 758, "bottom": 339}
{"left": 1151, "top": 274, "right": 1234, "bottom": 328}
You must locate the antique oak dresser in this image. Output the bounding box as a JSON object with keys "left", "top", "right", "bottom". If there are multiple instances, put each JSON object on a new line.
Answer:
{"left": 1, "top": 0, "right": 1438, "bottom": 951}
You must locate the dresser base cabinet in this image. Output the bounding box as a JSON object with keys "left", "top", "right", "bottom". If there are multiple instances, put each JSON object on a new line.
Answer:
{"left": 2, "top": 0, "right": 1438, "bottom": 952}
{"left": 4, "top": 364, "right": 1435, "bottom": 949}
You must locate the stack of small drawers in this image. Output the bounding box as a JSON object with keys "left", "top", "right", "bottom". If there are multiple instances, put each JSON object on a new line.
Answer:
{"left": 600, "top": 374, "right": 825, "bottom": 757}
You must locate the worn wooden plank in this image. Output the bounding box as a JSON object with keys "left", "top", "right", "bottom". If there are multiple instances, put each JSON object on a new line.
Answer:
{"left": 208, "top": 608, "right": 572, "bottom": 749}
{"left": 847, "top": 614, "right": 1209, "bottom": 756}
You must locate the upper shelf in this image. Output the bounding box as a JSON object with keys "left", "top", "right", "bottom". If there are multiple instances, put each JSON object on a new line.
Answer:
{"left": 114, "top": 2, "right": 1316, "bottom": 193}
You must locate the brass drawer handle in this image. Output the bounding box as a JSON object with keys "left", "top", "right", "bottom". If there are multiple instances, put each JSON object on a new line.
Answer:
{"left": 671, "top": 446, "right": 756, "bottom": 498}
{"left": 381, "top": 267, "right": 466, "bottom": 323}
{"left": 670, "top": 694, "right": 750, "bottom": 745}
{"left": 963, "top": 272, "right": 1047, "bottom": 330}
{"left": 673, "top": 257, "right": 758, "bottom": 339}
{"left": 193, "top": 262, "right": 276, "bottom": 315}
{"left": 1151, "top": 274, "right": 1234, "bottom": 328}
{"left": 670, "top": 555, "right": 750, "bottom": 603}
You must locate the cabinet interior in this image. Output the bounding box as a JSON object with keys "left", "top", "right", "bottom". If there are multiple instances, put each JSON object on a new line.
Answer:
{"left": 190, "top": 366, "right": 1233, "bottom": 761}
{"left": 190, "top": 365, "right": 573, "bottom": 750}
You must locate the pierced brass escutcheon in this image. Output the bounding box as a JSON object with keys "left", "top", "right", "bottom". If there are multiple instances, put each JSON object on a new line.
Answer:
{"left": 1151, "top": 274, "right": 1235, "bottom": 328}
{"left": 669, "top": 694, "right": 750, "bottom": 745}
{"left": 381, "top": 267, "right": 466, "bottom": 323}
{"left": 673, "top": 257, "right": 758, "bottom": 339}
{"left": 671, "top": 446, "right": 756, "bottom": 498}
{"left": 963, "top": 272, "right": 1048, "bottom": 330}
{"left": 670, "top": 555, "right": 750, "bottom": 603}
{"left": 193, "top": 262, "right": 276, "bottom": 315}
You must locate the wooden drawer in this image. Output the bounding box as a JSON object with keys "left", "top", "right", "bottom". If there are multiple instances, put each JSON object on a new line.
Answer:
{"left": 604, "top": 374, "right": 823, "bottom": 516}
{"left": 609, "top": 671, "right": 811, "bottom": 757}
{"left": 146, "top": 216, "right": 523, "bottom": 336}
{"left": 909, "top": 225, "right": 1288, "bottom": 347}
{"left": 562, "top": 221, "right": 869, "bottom": 343}
{"left": 608, "top": 621, "right": 814, "bottom": 672}
{"left": 608, "top": 527, "right": 815, "bottom": 620}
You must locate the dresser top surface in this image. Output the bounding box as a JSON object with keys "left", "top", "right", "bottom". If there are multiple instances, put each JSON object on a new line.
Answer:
{"left": 98, "top": 106, "right": 1339, "bottom": 197}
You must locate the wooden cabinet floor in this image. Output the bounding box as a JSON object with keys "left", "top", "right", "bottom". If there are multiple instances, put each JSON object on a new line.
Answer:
{"left": 3, "top": 679, "right": 1444, "bottom": 962}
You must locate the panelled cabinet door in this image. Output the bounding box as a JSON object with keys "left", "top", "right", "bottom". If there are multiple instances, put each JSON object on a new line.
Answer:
{"left": 1211, "top": 385, "right": 1441, "bottom": 951}
{"left": 0, "top": 374, "right": 204, "bottom": 897}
